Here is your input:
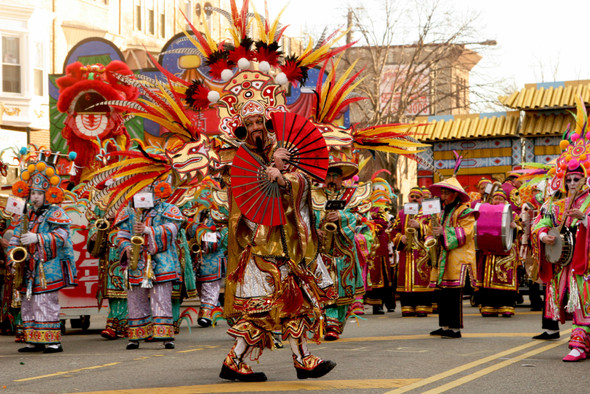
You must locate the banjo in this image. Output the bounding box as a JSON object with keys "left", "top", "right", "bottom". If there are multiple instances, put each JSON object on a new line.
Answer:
{"left": 545, "top": 178, "right": 585, "bottom": 266}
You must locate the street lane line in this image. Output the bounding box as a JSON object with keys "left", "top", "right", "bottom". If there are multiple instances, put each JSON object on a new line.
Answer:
{"left": 421, "top": 337, "right": 569, "bottom": 393}
{"left": 335, "top": 332, "right": 545, "bottom": 343}
{"left": 71, "top": 379, "right": 422, "bottom": 393}
{"left": 14, "top": 362, "right": 121, "bottom": 382}
{"left": 384, "top": 329, "right": 571, "bottom": 394}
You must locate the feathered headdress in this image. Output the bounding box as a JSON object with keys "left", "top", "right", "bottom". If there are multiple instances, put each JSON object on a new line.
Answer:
{"left": 549, "top": 96, "right": 590, "bottom": 193}
{"left": 177, "top": 0, "right": 355, "bottom": 87}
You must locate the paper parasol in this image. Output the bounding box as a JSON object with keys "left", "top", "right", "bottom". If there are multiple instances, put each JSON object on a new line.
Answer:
{"left": 231, "top": 145, "right": 286, "bottom": 226}
{"left": 272, "top": 112, "right": 329, "bottom": 182}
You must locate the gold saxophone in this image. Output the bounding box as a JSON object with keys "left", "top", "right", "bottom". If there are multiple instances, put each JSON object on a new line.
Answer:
{"left": 188, "top": 237, "right": 201, "bottom": 254}
{"left": 426, "top": 214, "right": 441, "bottom": 267}
{"left": 320, "top": 212, "right": 337, "bottom": 256}
{"left": 10, "top": 211, "right": 29, "bottom": 289}
{"left": 129, "top": 209, "right": 145, "bottom": 270}
{"left": 90, "top": 218, "right": 110, "bottom": 257}
{"left": 405, "top": 227, "right": 417, "bottom": 250}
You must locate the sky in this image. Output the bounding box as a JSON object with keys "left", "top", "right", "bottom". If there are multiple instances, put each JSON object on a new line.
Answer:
{"left": 249, "top": 0, "right": 590, "bottom": 109}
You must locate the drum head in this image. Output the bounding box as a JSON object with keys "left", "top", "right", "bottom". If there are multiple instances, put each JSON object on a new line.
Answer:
{"left": 500, "top": 204, "right": 514, "bottom": 252}
{"left": 545, "top": 227, "right": 563, "bottom": 264}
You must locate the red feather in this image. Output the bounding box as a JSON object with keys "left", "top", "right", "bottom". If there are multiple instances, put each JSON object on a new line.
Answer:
{"left": 208, "top": 59, "right": 232, "bottom": 80}
{"left": 279, "top": 59, "right": 303, "bottom": 85}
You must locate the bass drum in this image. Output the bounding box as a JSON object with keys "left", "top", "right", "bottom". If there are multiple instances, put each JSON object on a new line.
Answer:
{"left": 474, "top": 203, "right": 514, "bottom": 254}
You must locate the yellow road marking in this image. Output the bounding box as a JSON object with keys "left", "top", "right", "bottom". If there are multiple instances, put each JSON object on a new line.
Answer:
{"left": 422, "top": 337, "right": 569, "bottom": 393}
{"left": 73, "top": 379, "right": 422, "bottom": 393}
{"left": 178, "top": 348, "right": 204, "bottom": 353}
{"left": 385, "top": 329, "right": 571, "bottom": 394}
{"left": 463, "top": 311, "right": 541, "bottom": 317}
{"left": 335, "top": 332, "right": 544, "bottom": 343}
{"left": 14, "top": 362, "right": 121, "bottom": 382}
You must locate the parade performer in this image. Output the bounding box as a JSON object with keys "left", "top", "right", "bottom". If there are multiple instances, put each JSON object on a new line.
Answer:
{"left": 364, "top": 176, "right": 397, "bottom": 315}
{"left": 87, "top": 203, "right": 128, "bottom": 339}
{"left": 115, "top": 180, "right": 185, "bottom": 350}
{"left": 470, "top": 177, "right": 492, "bottom": 207}
{"left": 475, "top": 188, "right": 520, "bottom": 317}
{"left": 502, "top": 171, "right": 522, "bottom": 215}
{"left": 9, "top": 152, "right": 77, "bottom": 353}
{"left": 313, "top": 160, "right": 365, "bottom": 340}
{"left": 186, "top": 179, "right": 228, "bottom": 327}
{"left": 391, "top": 186, "right": 434, "bottom": 317}
{"left": 171, "top": 214, "right": 198, "bottom": 334}
{"left": 217, "top": 71, "right": 337, "bottom": 380}
{"left": 428, "top": 153, "right": 478, "bottom": 338}
{"left": 532, "top": 99, "right": 590, "bottom": 361}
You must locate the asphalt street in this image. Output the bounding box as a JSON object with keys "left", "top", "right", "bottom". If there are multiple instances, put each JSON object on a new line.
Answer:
{"left": 0, "top": 298, "right": 585, "bottom": 393}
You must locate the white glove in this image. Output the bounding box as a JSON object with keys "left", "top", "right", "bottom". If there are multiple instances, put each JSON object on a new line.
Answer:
{"left": 21, "top": 232, "right": 39, "bottom": 245}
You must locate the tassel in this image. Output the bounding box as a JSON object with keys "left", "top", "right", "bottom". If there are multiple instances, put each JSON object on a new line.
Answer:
{"left": 26, "top": 279, "right": 32, "bottom": 300}
{"left": 38, "top": 261, "right": 47, "bottom": 289}
{"left": 548, "top": 281, "right": 559, "bottom": 320}
{"left": 566, "top": 272, "right": 581, "bottom": 313}
{"left": 141, "top": 255, "right": 154, "bottom": 288}
{"left": 318, "top": 315, "right": 324, "bottom": 340}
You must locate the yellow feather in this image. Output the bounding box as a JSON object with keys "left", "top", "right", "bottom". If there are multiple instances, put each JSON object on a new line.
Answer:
{"left": 112, "top": 165, "right": 167, "bottom": 180}
{"left": 177, "top": 20, "right": 207, "bottom": 56}
{"left": 267, "top": 4, "right": 289, "bottom": 43}
{"left": 156, "top": 80, "right": 191, "bottom": 126}
{"left": 251, "top": 2, "right": 268, "bottom": 42}
{"left": 358, "top": 155, "right": 371, "bottom": 171}
{"left": 575, "top": 95, "right": 586, "bottom": 134}
{"left": 299, "top": 29, "right": 349, "bottom": 67}
{"left": 371, "top": 139, "right": 430, "bottom": 147}
{"left": 353, "top": 144, "right": 426, "bottom": 154}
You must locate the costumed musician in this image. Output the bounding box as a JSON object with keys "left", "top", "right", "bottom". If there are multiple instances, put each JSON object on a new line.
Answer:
{"left": 115, "top": 180, "right": 185, "bottom": 350}
{"left": 475, "top": 188, "right": 520, "bottom": 317}
{"left": 313, "top": 162, "right": 365, "bottom": 341}
{"left": 390, "top": 186, "right": 435, "bottom": 317}
{"left": 470, "top": 178, "right": 492, "bottom": 208}
{"left": 532, "top": 163, "right": 590, "bottom": 362}
{"left": 364, "top": 177, "right": 397, "bottom": 316}
{"left": 8, "top": 154, "right": 77, "bottom": 353}
{"left": 502, "top": 171, "right": 523, "bottom": 215}
{"left": 87, "top": 197, "right": 128, "bottom": 340}
{"left": 185, "top": 181, "right": 228, "bottom": 328}
{"left": 427, "top": 175, "right": 478, "bottom": 339}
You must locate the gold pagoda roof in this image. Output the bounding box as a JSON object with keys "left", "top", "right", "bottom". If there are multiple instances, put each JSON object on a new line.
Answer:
{"left": 499, "top": 80, "right": 590, "bottom": 110}
{"left": 520, "top": 112, "right": 574, "bottom": 137}
{"left": 411, "top": 111, "right": 520, "bottom": 142}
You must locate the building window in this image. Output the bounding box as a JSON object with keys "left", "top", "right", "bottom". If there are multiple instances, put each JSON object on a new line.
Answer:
{"left": 147, "top": 0, "right": 155, "bottom": 35}
{"left": 33, "top": 41, "right": 44, "bottom": 96}
{"left": 2, "top": 36, "right": 21, "bottom": 94}
{"left": 160, "top": 12, "right": 166, "bottom": 38}
{"left": 148, "top": 9, "right": 155, "bottom": 34}
{"left": 135, "top": 1, "right": 143, "bottom": 31}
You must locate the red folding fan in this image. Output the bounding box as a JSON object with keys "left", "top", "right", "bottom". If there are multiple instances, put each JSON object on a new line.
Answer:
{"left": 231, "top": 145, "right": 286, "bottom": 226}
{"left": 271, "top": 111, "right": 329, "bottom": 182}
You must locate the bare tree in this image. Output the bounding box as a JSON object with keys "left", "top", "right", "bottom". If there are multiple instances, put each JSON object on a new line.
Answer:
{"left": 333, "top": 0, "right": 510, "bottom": 190}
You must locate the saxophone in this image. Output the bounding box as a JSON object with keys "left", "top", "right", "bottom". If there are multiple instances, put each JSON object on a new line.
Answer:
{"left": 90, "top": 218, "right": 110, "bottom": 257}
{"left": 129, "top": 209, "right": 144, "bottom": 270}
{"left": 405, "top": 215, "right": 417, "bottom": 250}
{"left": 426, "top": 214, "right": 441, "bottom": 267}
{"left": 10, "top": 209, "right": 29, "bottom": 289}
